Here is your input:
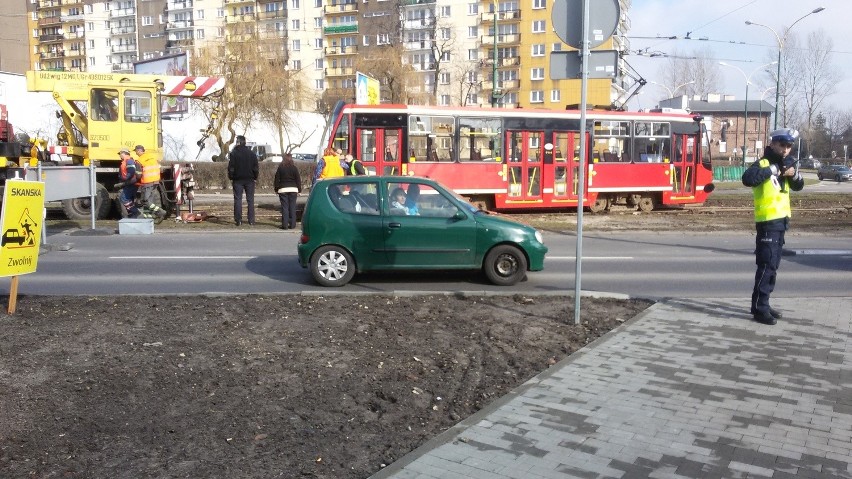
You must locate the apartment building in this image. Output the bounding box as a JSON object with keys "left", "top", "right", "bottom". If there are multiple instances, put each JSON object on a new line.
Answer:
{"left": 24, "top": 0, "right": 632, "bottom": 110}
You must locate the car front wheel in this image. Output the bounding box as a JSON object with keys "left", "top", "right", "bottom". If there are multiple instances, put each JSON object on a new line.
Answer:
{"left": 310, "top": 245, "right": 355, "bottom": 287}
{"left": 483, "top": 245, "right": 527, "bottom": 286}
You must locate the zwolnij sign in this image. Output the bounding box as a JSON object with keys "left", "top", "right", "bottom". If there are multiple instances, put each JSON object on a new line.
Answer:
{"left": 0, "top": 179, "right": 45, "bottom": 276}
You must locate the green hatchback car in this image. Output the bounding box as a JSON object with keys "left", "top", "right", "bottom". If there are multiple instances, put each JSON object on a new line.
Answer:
{"left": 297, "top": 176, "right": 547, "bottom": 287}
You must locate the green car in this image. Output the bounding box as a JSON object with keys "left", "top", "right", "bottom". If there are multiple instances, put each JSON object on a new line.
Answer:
{"left": 297, "top": 176, "right": 547, "bottom": 287}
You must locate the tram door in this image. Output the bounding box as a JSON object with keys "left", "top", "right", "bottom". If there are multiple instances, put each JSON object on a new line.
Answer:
{"left": 671, "top": 134, "right": 696, "bottom": 196}
{"left": 506, "top": 130, "right": 544, "bottom": 201}
{"left": 355, "top": 128, "right": 402, "bottom": 176}
{"left": 550, "top": 131, "right": 582, "bottom": 202}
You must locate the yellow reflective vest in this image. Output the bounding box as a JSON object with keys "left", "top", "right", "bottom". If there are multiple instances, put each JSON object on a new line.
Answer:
{"left": 135, "top": 151, "right": 161, "bottom": 185}
{"left": 752, "top": 158, "right": 792, "bottom": 223}
{"left": 320, "top": 154, "right": 344, "bottom": 179}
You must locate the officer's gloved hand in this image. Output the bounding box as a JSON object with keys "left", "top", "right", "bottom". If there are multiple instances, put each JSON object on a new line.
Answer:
{"left": 768, "top": 164, "right": 780, "bottom": 176}
{"left": 113, "top": 182, "right": 125, "bottom": 189}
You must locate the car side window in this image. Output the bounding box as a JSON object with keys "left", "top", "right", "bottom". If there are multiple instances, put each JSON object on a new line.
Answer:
{"left": 328, "top": 182, "right": 379, "bottom": 215}
{"left": 385, "top": 183, "right": 457, "bottom": 218}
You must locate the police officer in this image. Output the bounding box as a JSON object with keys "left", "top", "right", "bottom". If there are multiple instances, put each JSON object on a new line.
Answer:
{"left": 741, "top": 128, "right": 804, "bottom": 325}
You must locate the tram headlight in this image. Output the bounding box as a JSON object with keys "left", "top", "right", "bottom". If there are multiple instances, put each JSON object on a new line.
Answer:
{"left": 534, "top": 230, "right": 544, "bottom": 245}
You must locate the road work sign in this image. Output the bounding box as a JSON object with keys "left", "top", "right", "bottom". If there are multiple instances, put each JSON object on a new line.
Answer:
{"left": 0, "top": 179, "right": 45, "bottom": 276}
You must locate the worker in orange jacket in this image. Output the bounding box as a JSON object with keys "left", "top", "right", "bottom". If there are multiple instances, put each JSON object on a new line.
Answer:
{"left": 134, "top": 144, "right": 167, "bottom": 222}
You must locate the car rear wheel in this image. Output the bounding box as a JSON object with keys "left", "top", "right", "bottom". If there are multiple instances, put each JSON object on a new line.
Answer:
{"left": 483, "top": 245, "right": 527, "bottom": 286}
{"left": 310, "top": 245, "right": 355, "bottom": 287}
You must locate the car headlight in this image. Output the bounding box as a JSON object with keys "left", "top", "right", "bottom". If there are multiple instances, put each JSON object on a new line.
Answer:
{"left": 534, "top": 230, "right": 544, "bottom": 244}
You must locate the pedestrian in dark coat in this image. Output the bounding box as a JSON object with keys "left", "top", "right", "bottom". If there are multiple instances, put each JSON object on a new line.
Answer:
{"left": 273, "top": 153, "right": 302, "bottom": 229}
{"left": 227, "top": 135, "right": 259, "bottom": 226}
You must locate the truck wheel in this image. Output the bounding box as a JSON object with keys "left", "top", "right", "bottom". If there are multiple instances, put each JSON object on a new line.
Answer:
{"left": 483, "top": 245, "right": 527, "bottom": 286}
{"left": 62, "top": 183, "right": 111, "bottom": 220}
{"left": 310, "top": 245, "right": 355, "bottom": 287}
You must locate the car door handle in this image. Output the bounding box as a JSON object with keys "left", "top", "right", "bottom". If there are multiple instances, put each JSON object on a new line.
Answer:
{"left": 388, "top": 222, "right": 401, "bottom": 228}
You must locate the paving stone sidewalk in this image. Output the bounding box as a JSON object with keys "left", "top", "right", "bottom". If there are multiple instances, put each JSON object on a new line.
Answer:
{"left": 371, "top": 297, "right": 852, "bottom": 479}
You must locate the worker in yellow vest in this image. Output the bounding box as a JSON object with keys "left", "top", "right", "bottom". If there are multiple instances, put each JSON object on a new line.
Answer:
{"left": 741, "top": 128, "right": 804, "bottom": 325}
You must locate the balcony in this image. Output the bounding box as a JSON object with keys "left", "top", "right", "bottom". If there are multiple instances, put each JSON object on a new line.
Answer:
{"left": 481, "top": 10, "right": 521, "bottom": 22}
{"left": 257, "top": 10, "right": 286, "bottom": 20}
{"left": 39, "top": 0, "right": 62, "bottom": 8}
{"left": 111, "top": 25, "right": 137, "bottom": 35}
{"left": 167, "top": 19, "right": 195, "bottom": 29}
{"left": 225, "top": 13, "right": 256, "bottom": 24}
{"left": 501, "top": 56, "right": 520, "bottom": 67}
{"left": 111, "top": 62, "right": 134, "bottom": 72}
{"left": 403, "top": 40, "right": 433, "bottom": 51}
{"left": 60, "top": 14, "right": 85, "bottom": 23}
{"left": 111, "top": 44, "right": 137, "bottom": 54}
{"left": 411, "top": 62, "right": 436, "bottom": 72}
{"left": 39, "top": 33, "right": 64, "bottom": 43}
{"left": 259, "top": 31, "right": 287, "bottom": 40}
{"left": 324, "top": 3, "right": 358, "bottom": 14}
{"left": 225, "top": 33, "right": 256, "bottom": 43}
{"left": 480, "top": 33, "right": 520, "bottom": 46}
{"left": 324, "top": 66, "right": 355, "bottom": 77}
{"left": 167, "top": 0, "right": 193, "bottom": 11}
{"left": 401, "top": 0, "right": 435, "bottom": 4}
{"left": 402, "top": 18, "right": 435, "bottom": 30}
{"left": 109, "top": 7, "right": 136, "bottom": 18}
{"left": 482, "top": 79, "right": 518, "bottom": 91}
{"left": 38, "top": 16, "right": 61, "bottom": 26}
{"left": 63, "top": 0, "right": 82, "bottom": 5}
{"left": 63, "top": 31, "right": 84, "bottom": 40}
{"left": 224, "top": 0, "right": 253, "bottom": 3}
{"left": 39, "top": 50, "right": 65, "bottom": 59}
{"left": 324, "top": 24, "right": 358, "bottom": 35}
{"left": 324, "top": 45, "right": 357, "bottom": 55}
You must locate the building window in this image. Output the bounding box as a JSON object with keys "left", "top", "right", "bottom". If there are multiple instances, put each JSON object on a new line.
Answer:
{"left": 314, "top": 0, "right": 321, "bottom": 6}
{"left": 440, "top": 6, "right": 450, "bottom": 17}
{"left": 292, "top": 19, "right": 300, "bottom": 30}
{"left": 553, "top": 42, "right": 562, "bottom": 51}
{"left": 291, "top": 60, "right": 301, "bottom": 70}
{"left": 531, "top": 67, "right": 544, "bottom": 80}
{"left": 551, "top": 89, "right": 560, "bottom": 102}
{"left": 532, "top": 20, "right": 545, "bottom": 33}
{"left": 467, "top": 26, "right": 477, "bottom": 38}
{"left": 292, "top": 39, "right": 301, "bottom": 51}
{"left": 315, "top": 58, "right": 323, "bottom": 69}
{"left": 467, "top": 3, "right": 478, "bottom": 15}
{"left": 88, "top": 39, "right": 95, "bottom": 48}
{"left": 217, "top": 8, "right": 224, "bottom": 18}
{"left": 87, "top": 22, "right": 95, "bottom": 31}
{"left": 315, "top": 79, "right": 324, "bottom": 90}
{"left": 440, "top": 72, "right": 450, "bottom": 84}
{"left": 532, "top": 44, "right": 545, "bottom": 56}
{"left": 530, "top": 90, "right": 543, "bottom": 103}
{"left": 142, "top": 16, "right": 152, "bottom": 26}
{"left": 196, "top": 10, "right": 204, "bottom": 19}
{"left": 467, "top": 49, "right": 477, "bottom": 61}
{"left": 89, "top": 57, "right": 96, "bottom": 66}
{"left": 196, "top": 29, "right": 204, "bottom": 39}
{"left": 440, "top": 51, "right": 450, "bottom": 61}
{"left": 439, "top": 94, "right": 450, "bottom": 106}
{"left": 533, "top": 0, "right": 546, "bottom": 8}
{"left": 291, "top": 0, "right": 300, "bottom": 9}
{"left": 377, "top": 33, "right": 389, "bottom": 45}
{"left": 314, "top": 17, "right": 322, "bottom": 28}
{"left": 314, "top": 38, "right": 323, "bottom": 48}
{"left": 217, "top": 27, "right": 225, "bottom": 37}
{"left": 440, "top": 28, "right": 450, "bottom": 40}
{"left": 362, "top": 35, "right": 370, "bottom": 46}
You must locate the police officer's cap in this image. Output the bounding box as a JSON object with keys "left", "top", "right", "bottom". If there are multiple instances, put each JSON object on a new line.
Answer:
{"left": 769, "top": 128, "right": 799, "bottom": 144}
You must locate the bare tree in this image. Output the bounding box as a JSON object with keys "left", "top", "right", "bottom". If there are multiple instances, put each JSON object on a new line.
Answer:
{"left": 452, "top": 61, "right": 482, "bottom": 106}
{"left": 355, "top": 44, "right": 420, "bottom": 104}
{"left": 798, "top": 29, "right": 839, "bottom": 139}
{"left": 428, "top": 18, "right": 457, "bottom": 101}
{"left": 659, "top": 46, "right": 721, "bottom": 98}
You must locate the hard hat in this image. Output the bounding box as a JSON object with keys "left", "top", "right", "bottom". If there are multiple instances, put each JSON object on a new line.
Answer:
{"left": 119, "top": 147, "right": 131, "bottom": 154}
{"left": 769, "top": 128, "right": 799, "bottom": 143}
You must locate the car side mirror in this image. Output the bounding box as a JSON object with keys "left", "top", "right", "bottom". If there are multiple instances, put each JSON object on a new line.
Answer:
{"left": 452, "top": 210, "right": 466, "bottom": 221}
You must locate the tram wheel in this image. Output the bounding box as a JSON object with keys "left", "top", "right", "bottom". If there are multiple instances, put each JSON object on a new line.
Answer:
{"left": 637, "top": 195, "right": 656, "bottom": 213}
{"left": 588, "top": 196, "right": 609, "bottom": 214}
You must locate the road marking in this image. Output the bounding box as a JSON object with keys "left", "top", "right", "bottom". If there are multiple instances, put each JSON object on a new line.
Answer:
{"left": 547, "top": 256, "right": 633, "bottom": 260}
{"left": 109, "top": 256, "right": 257, "bottom": 260}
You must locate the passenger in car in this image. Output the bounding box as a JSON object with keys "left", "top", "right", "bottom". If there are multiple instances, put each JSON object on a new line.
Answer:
{"left": 390, "top": 187, "right": 414, "bottom": 215}
{"left": 404, "top": 184, "right": 420, "bottom": 215}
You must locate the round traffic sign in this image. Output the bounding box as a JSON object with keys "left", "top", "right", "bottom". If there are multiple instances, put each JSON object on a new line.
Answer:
{"left": 551, "top": 0, "right": 620, "bottom": 49}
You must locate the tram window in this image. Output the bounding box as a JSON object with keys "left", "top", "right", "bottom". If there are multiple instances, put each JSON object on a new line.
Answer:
{"left": 634, "top": 121, "right": 670, "bottom": 163}
{"left": 408, "top": 115, "right": 453, "bottom": 162}
{"left": 124, "top": 90, "right": 152, "bottom": 123}
{"left": 458, "top": 117, "right": 501, "bottom": 162}
{"left": 593, "top": 120, "right": 630, "bottom": 163}
{"left": 333, "top": 113, "right": 351, "bottom": 154}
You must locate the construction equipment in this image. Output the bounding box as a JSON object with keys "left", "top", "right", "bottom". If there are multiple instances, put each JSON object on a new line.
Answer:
{"left": 24, "top": 70, "right": 224, "bottom": 220}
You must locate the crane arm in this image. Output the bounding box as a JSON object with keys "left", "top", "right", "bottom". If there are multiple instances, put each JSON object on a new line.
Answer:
{"left": 25, "top": 71, "right": 225, "bottom": 98}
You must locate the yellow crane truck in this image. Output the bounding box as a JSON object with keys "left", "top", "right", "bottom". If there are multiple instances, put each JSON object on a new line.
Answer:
{"left": 24, "top": 70, "right": 224, "bottom": 220}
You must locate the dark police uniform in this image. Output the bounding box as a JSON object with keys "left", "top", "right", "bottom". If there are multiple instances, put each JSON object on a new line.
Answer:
{"left": 741, "top": 128, "right": 804, "bottom": 324}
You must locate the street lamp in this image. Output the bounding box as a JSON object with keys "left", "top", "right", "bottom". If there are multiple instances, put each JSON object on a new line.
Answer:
{"left": 648, "top": 80, "right": 694, "bottom": 99}
{"left": 746, "top": 7, "right": 825, "bottom": 129}
{"left": 719, "top": 61, "right": 777, "bottom": 164}
{"left": 490, "top": 0, "right": 500, "bottom": 107}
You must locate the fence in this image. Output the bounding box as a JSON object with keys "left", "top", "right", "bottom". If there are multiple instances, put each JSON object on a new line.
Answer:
{"left": 713, "top": 166, "right": 746, "bottom": 182}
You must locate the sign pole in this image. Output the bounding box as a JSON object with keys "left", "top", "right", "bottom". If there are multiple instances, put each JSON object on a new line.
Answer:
{"left": 573, "top": 0, "right": 591, "bottom": 326}
{"left": 7, "top": 275, "right": 19, "bottom": 314}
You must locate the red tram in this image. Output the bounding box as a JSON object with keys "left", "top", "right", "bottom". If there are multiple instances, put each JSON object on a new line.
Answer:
{"left": 324, "top": 104, "right": 714, "bottom": 212}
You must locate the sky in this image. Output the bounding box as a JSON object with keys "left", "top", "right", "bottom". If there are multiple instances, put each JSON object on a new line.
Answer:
{"left": 623, "top": 0, "right": 850, "bottom": 114}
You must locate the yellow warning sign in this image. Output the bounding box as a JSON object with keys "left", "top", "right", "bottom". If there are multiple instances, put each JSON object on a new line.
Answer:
{"left": 0, "top": 179, "right": 45, "bottom": 276}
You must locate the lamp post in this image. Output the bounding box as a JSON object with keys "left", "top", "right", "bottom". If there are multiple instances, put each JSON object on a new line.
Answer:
{"left": 648, "top": 80, "right": 694, "bottom": 99}
{"left": 757, "top": 85, "right": 776, "bottom": 149}
{"left": 490, "top": 1, "right": 500, "bottom": 107}
{"left": 719, "top": 61, "right": 777, "bottom": 164}
{"left": 746, "top": 7, "right": 825, "bottom": 129}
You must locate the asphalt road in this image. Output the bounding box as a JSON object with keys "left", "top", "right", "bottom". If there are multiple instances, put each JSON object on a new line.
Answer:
{"left": 6, "top": 230, "right": 850, "bottom": 298}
